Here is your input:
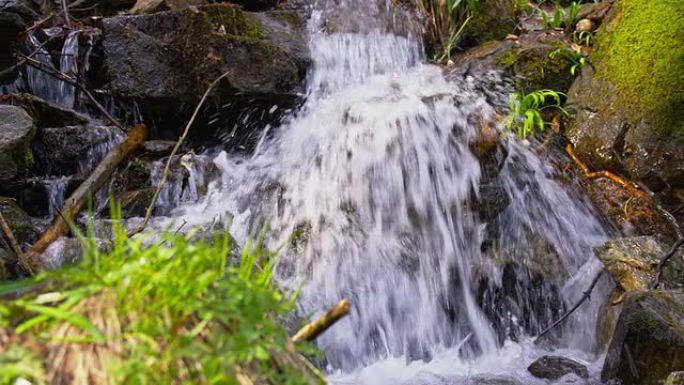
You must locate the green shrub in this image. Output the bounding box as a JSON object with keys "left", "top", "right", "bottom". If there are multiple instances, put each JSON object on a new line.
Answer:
{"left": 0, "top": 205, "right": 317, "bottom": 384}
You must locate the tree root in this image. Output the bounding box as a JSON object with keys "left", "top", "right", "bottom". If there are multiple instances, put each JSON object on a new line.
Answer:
{"left": 565, "top": 143, "right": 644, "bottom": 197}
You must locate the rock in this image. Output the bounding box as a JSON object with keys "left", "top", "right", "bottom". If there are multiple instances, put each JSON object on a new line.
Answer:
{"left": 3, "top": 93, "right": 89, "bottom": 128}
{"left": 510, "top": 41, "right": 573, "bottom": 93}
{"left": 114, "top": 188, "right": 155, "bottom": 218}
{"left": 601, "top": 291, "right": 684, "bottom": 385}
{"left": 470, "top": 375, "right": 522, "bottom": 385}
{"left": 0, "top": 196, "right": 38, "bottom": 245}
{"left": 528, "top": 355, "right": 589, "bottom": 380}
{"left": 566, "top": 1, "right": 684, "bottom": 195}
{"left": 39, "top": 236, "right": 82, "bottom": 269}
{"left": 0, "top": 11, "right": 24, "bottom": 83}
{"left": 667, "top": 372, "right": 684, "bottom": 385}
{"left": 131, "top": 0, "right": 206, "bottom": 14}
{"left": 141, "top": 140, "right": 176, "bottom": 157}
{"left": 461, "top": 0, "right": 520, "bottom": 47}
{"left": 595, "top": 237, "right": 684, "bottom": 291}
{"left": 229, "top": 0, "right": 278, "bottom": 11}
{"left": 575, "top": 1, "right": 612, "bottom": 25}
{"left": 0, "top": 105, "right": 35, "bottom": 181}
{"left": 102, "top": 4, "right": 308, "bottom": 102}
{"left": 575, "top": 18, "right": 596, "bottom": 33}
{"left": 0, "top": 0, "right": 39, "bottom": 20}
{"left": 31, "top": 125, "right": 123, "bottom": 176}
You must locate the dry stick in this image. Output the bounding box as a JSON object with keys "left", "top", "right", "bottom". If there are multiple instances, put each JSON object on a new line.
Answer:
{"left": 291, "top": 299, "right": 351, "bottom": 343}
{"left": 0, "top": 211, "right": 25, "bottom": 261}
{"left": 21, "top": 55, "right": 125, "bottom": 130}
{"left": 20, "top": 125, "right": 148, "bottom": 273}
{"left": 650, "top": 238, "right": 684, "bottom": 290}
{"left": 60, "top": 0, "right": 72, "bottom": 28}
{"left": 129, "top": 72, "right": 231, "bottom": 236}
{"left": 536, "top": 270, "right": 603, "bottom": 340}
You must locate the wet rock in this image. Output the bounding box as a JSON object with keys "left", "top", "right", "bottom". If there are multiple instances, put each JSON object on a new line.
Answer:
{"left": 229, "top": 0, "right": 278, "bottom": 11}
{"left": 667, "top": 372, "right": 684, "bottom": 385}
{"left": 141, "top": 140, "right": 176, "bottom": 157}
{"left": 461, "top": 0, "right": 520, "bottom": 47}
{"left": 470, "top": 375, "right": 522, "bottom": 385}
{"left": 102, "top": 4, "right": 308, "bottom": 102}
{"left": 595, "top": 237, "right": 684, "bottom": 291}
{"left": 31, "top": 124, "right": 122, "bottom": 176}
{"left": 575, "top": 1, "right": 612, "bottom": 26}
{"left": 114, "top": 188, "right": 154, "bottom": 218}
{"left": 0, "top": 105, "right": 35, "bottom": 181}
{"left": 0, "top": 0, "right": 39, "bottom": 20}
{"left": 2, "top": 93, "right": 89, "bottom": 128}
{"left": 39, "top": 236, "right": 82, "bottom": 269}
{"left": 528, "top": 355, "right": 589, "bottom": 380}
{"left": 508, "top": 41, "right": 573, "bottom": 93}
{"left": 575, "top": 18, "right": 596, "bottom": 33}
{"left": 0, "top": 11, "right": 24, "bottom": 83}
{"left": 131, "top": 0, "right": 206, "bottom": 14}
{"left": 566, "top": 1, "right": 684, "bottom": 195}
{"left": 601, "top": 291, "right": 684, "bottom": 385}
{"left": 0, "top": 196, "right": 38, "bottom": 245}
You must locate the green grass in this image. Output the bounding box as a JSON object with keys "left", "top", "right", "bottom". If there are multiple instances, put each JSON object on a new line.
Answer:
{"left": 550, "top": 47, "right": 588, "bottom": 76}
{"left": 0, "top": 205, "right": 317, "bottom": 384}
{"left": 412, "top": 0, "right": 478, "bottom": 61}
{"left": 504, "top": 89, "right": 567, "bottom": 139}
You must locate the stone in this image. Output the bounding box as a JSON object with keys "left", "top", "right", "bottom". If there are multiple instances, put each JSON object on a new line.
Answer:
{"left": 3, "top": 93, "right": 89, "bottom": 128}
{"left": 102, "top": 4, "right": 308, "bottom": 102}
{"left": 601, "top": 291, "right": 684, "bottom": 385}
{"left": 566, "top": 1, "right": 684, "bottom": 195}
{"left": 228, "top": 0, "right": 279, "bottom": 11}
{"left": 0, "top": 11, "right": 24, "bottom": 83}
{"left": 114, "top": 188, "right": 155, "bottom": 218}
{"left": 141, "top": 140, "right": 176, "bottom": 157}
{"left": 528, "top": 355, "right": 589, "bottom": 380}
{"left": 131, "top": 0, "right": 206, "bottom": 14}
{"left": 470, "top": 375, "right": 522, "bottom": 385}
{"left": 595, "top": 237, "right": 684, "bottom": 291}
{"left": 0, "top": 0, "right": 39, "bottom": 20}
{"left": 461, "top": 0, "right": 520, "bottom": 47}
{"left": 575, "top": 18, "right": 596, "bottom": 33}
{"left": 0, "top": 105, "right": 35, "bottom": 181}
{"left": 0, "top": 196, "right": 37, "bottom": 245}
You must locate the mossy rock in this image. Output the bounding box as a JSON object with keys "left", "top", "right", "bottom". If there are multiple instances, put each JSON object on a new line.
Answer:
{"left": 602, "top": 290, "right": 684, "bottom": 385}
{"left": 566, "top": 0, "right": 684, "bottom": 192}
{"left": 461, "top": 0, "right": 520, "bottom": 47}
{"left": 0, "top": 105, "right": 35, "bottom": 182}
{"left": 0, "top": 197, "right": 37, "bottom": 245}
{"left": 511, "top": 42, "right": 573, "bottom": 93}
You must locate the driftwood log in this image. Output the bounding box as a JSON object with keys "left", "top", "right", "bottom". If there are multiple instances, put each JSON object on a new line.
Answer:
{"left": 20, "top": 124, "right": 148, "bottom": 274}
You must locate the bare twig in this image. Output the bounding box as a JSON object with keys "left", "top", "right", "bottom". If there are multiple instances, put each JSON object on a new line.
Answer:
{"left": 61, "top": 0, "right": 72, "bottom": 28}
{"left": 536, "top": 270, "right": 603, "bottom": 340}
{"left": 0, "top": 211, "right": 25, "bottom": 262}
{"left": 566, "top": 144, "right": 644, "bottom": 196}
{"left": 291, "top": 299, "right": 351, "bottom": 343}
{"left": 650, "top": 238, "right": 684, "bottom": 289}
{"left": 129, "top": 72, "right": 231, "bottom": 236}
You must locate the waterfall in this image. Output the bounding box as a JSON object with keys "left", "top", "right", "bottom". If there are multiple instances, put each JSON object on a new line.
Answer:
{"left": 159, "top": 1, "right": 610, "bottom": 383}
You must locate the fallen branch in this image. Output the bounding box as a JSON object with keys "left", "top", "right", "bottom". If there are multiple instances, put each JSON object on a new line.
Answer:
{"left": 291, "top": 299, "right": 351, "bottom": 343}
{"left": 0, "top": 211, "right": 25, "bottom": 261}
{"left": 566, "top": 144, "right": 644, "bottom": 197}
{"left": 536, "top": 270, "right": 603, "bottom": 340}
{"left": 650, "top": 238, "right": 684, "bottom": 289}
{"left": 60, "top": 0, "right": 72, "bottom": 28}
{"left": 20, "top": 124, "right": 148, "bottom": 274}
{"left": 129, "top": 71, "right": 231, "bottom": 236}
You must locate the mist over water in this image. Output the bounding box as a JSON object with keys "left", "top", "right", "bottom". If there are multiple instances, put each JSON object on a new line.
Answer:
{"left": 164, "top": 1, "right": 611, "bottom": 383}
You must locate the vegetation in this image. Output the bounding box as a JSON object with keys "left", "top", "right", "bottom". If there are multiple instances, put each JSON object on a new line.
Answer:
{"left": 538, "top": 1, "right": 580, "bottom": 30}
{"left": 572, "top": 30, "right": 594, "bottom": 46}
{"left": 0, "top": 205, "right": 316, "bottom": 384}
{"left": 504, "top": 89, "right": 567, "bottom": 139}
{"left": 412, "top": 0, "right": 479, "bottom": 61}
{"left": 550, "top": 47, "right": 587, "bottom": 76}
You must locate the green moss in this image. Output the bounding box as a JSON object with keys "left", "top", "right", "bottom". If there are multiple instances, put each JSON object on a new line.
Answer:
{"left": 513, "top": 43, "right": 572, "bottom": 93}
{"left": 495, "top": 48, "right": 518, "bottom": 68}
{"left": 592, "top": 0, "right": 684, "bottom": 140}
{"left": 196, "top": 3, "right": 263, "bottom": 41}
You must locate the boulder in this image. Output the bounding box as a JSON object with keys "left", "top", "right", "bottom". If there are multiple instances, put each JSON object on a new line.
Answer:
{"left": 228, "top": 0, "right": 278, "bottom": 12}
{"left": 595, "top": 237, "right": 684, "bottom": 291}
{"left": 114, "top": 188, "right": 155, "bottom": 218}
{"left": 0, "top": 196, "right": 37, "bottom": 245}
{"left": 3, "top": 93, "right": 89, "bottom": 128}
{"left": 461, "top": 0, "right": 519, "bottom": 47}
{"left": 0, "top": 105, "right": 35, "bottom": 181}
{"left": 667, "top": 372, "right": 684, "bottom": 385}
{"left": 0, "top": 11, "right": 24, "bottom": 83}
{"left": 0, "top": 0, "right": 39, "bottom": 20}
{"left": 602, "top": 291, "right": 684, "bottom": 385}
{"left": 566, "top": 1, "right": 684, "bottom": 195}
{"left": 102, "top": 4, "right": 308, "bottom": 102}
{"left": 131, "top": 0, "right": 206, "bottom": 14}
{"left": 528, "top": 355, "right": 589, "bottom": 380}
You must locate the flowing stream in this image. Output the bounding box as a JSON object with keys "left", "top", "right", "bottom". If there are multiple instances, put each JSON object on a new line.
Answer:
{"left": 160, "top": 1, "right": 611, "bottom": 383}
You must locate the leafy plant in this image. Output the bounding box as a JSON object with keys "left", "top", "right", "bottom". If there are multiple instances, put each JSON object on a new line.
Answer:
{"left": 539, "top": 1, "right": 581, "bottom": 30}
{"left": 413, "top": 0, "right": 479, "bottom": 61}
{"left": 573, "top": 30, "right": 595, "bottom": 46}
{"left": 504, "top": 89, "right": 568, "bottom": 139}
{"left": 0, "top": 204, "right": 317, "bottom": 384}
{"left": 550, "top": 47, "right": 588, "bottom": 76}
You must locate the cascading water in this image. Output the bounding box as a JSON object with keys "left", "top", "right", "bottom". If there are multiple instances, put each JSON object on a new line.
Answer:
{"left": 157, "top": 0, "right": 610, "bottom": 383}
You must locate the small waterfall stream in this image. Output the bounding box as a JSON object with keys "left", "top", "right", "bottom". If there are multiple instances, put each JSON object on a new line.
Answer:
{"left": 157, "top": 1, "right": 611, "bottom": 383}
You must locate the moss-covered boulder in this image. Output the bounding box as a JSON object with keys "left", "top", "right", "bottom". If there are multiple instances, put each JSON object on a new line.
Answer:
{"left": 566, "top": 0, "right": 684, "bottom": 193}
{"left": 0, "top": 197, "right": 37, "bottom": 245}
{"left": 0, "top": 105, "right": 35, "bottom": 182}
{"left": 102, "top": 3, "right": 308, "bottom": 102}
{"left": 461, "top": 0, "right": 519, "bottom": 47}
{"left": 602, "top": 290, "right": 684, "bottom": 385}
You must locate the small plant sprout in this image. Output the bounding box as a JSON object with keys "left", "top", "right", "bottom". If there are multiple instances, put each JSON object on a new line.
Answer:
{"left": 573, "top": 30, "right": 595, "bottom": 46}
{"left": 504, "top": 89, "right": 568, "bottom": 139}
{"left": 539, "top": 1, "right": 582, "bottom": 30}
{"left": 550, "top": 47, "right": 588, "bottom": 76}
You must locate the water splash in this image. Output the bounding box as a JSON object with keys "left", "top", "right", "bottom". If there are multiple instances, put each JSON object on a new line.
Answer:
{"left": 159, "top": 1, "right": 610, "bottom": 382}
{"left": 46, "top": 176, "right": 70, "bottom": 217}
